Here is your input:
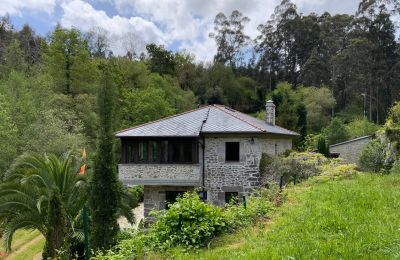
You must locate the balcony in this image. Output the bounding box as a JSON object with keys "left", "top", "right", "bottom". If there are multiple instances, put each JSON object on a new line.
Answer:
{"left": 118, "top": 164, "right": 201, "bottom": 186}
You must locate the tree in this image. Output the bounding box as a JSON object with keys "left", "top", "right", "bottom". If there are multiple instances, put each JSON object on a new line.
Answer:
{"left": 210, "top": 10, "right": 250, "bottom": 69}
{"left": 300, "top": 48, "right": 330, "bottom": 87}
{"left": 86, "top": 27, "right": 109, "bottom": 58}
{"left": 89, "top": 64, "right": 121, "bottom": 249}
{"left": 46, "top": 26, "right": 95, "bottom": 96}
{"left": 119, "top": 87, "right": 175, "bottom": 128}
{"left": 301, "top": 86, "right": 336, "bottom": 132}
{"left": 42, "top": 187, "right": 68, "bottom": 259}
{"left": 0, "top": 94, "right": 17, "bottom": 179}
{"left": 0, "top": 152, "right": 87, "bottom": 255}
{"left": 270, "top": 82, "right": 306, "bottom": 132}
{"left": 347, "top": 117, "right": 379, "bottom": 138}
{"left": 323, "top": 117, "right": 350, "bottom": 145}
{"left": 317, "top": 136, "right": 329, "bottom": 157}
{"left": 145, "top": 43, "right": 176, "bottom": 75}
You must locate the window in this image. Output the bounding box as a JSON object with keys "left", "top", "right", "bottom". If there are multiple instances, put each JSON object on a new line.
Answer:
{"left": 149, "top": 141, "right": 158, "bottom": 162}
{"left": 127, "top": 142, "right": 136, "bottom": 163}
{"left": 161, "top": 141, "right": 168, "bottom": 162}
{"left": 170, "top": 141, "right": 194, "bottom": 163}
{"left": 225, "top": 142, "right": 240, "bottom": 162}
{"left": 122, "top": 139, "right": 197, "bottom": 164}
{"left": 225, "top": 192, "right": 238, "bottom": 204}
{"left": 138, "top": 141, "right": 148, "bottom": 162}
{"left": 165, "top": 191, "right": 185, "bottom": 209}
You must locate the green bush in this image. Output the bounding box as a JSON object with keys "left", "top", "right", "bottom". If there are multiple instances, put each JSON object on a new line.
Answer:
{"left": 150, "top": 192, "right": 226, "bottom": 249}
{"left": 224, "top": 190, "right": 274, "bottom": 231}
{"left": 359, "top": 139, "right": 385, "bottom": 172}
{"left": 390, "top": 160, "right": 400, "bottom": 174}
{"left": 315, "top": 163, "right": 359, "bottom": 182}
{"left": 347, "top": 117, "right": 379, "bottom": 139}
{"left": 260, "top": 152, "right": 329, "bottom": 185}
{"left": 317, "top": 136, "right": 329, "bottom": 156}
{"left": 127, "top": 185, "right": 144, "bottom": 203}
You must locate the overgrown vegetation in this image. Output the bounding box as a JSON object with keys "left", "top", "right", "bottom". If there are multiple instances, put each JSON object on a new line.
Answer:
{"left": 174, "top": 173, "right": 400, "bottom": 259}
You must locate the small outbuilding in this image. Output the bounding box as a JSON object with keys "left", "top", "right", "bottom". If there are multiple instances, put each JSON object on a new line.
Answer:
{"left": 329, "top": 136, "right": 372, "bottom": 164}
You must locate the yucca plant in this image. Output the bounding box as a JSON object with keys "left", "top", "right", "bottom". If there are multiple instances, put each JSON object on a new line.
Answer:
{"left": 0, "top": 152, "right": 87, "bottom": 257}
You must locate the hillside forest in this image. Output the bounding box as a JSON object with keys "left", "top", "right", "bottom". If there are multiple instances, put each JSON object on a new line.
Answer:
{"left": 0, "top": 0, "right": 399, "bottom": 177}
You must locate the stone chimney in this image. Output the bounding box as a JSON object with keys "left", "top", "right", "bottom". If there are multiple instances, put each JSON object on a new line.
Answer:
{"left": 265, "top": 100, "right": 275, "bottom": 125}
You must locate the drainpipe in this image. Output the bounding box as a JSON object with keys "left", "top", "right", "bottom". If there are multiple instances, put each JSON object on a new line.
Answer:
{"left": 202, "top": 135, "right": 205, "bottom": 189}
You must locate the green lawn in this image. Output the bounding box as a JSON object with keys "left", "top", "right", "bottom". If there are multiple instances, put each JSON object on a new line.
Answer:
{"left": 0, "top": 230, "right": 44, "bottom": 259}
{"left": 174, "top": 174, "right": 400, "bottom": 259}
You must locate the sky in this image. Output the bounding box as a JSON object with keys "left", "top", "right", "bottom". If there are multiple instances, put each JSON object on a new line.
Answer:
{"left": 1, "top": 0, "right": 361, "bottom": 62}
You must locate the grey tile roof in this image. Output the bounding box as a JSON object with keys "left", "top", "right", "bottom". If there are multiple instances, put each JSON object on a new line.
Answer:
{"left": 116, "top": 105, "right": 299, "bottom": 137}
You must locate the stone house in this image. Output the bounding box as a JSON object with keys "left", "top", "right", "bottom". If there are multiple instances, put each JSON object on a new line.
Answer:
{"left": 116, "top": 101, "right": 299, "bottom": 217}
{"left": 329, "top": 135, "right": 372, "bottom": 164}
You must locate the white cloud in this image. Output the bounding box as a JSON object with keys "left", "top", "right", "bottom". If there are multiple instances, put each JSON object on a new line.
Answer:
{"left": 0, "top": 0, "right": 56, "bottom": 16}
{"left": 60, "top": 0, "right": 167, "bottom": 56}
{"left": 60, "top": 0, "right": 359, "bottom": 61}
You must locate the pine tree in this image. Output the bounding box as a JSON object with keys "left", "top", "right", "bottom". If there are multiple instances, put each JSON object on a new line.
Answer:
{"left": 42, "top": 187, "right": 68, "bottom": 259}
{"left": 89, "top": 63, "right": 121, "bottom": 249}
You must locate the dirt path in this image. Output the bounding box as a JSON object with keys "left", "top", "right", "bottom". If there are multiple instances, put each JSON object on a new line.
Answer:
{"left": 4, "top": 235, "right": 43, "bottom": 260}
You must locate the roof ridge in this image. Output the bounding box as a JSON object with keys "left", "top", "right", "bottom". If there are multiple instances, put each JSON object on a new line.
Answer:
{"left": 213, "top": 105, "right": 266, "bottom": 132}
{"left": 115, "top": 105, "right": 212, "bottom": 135}
{"left": 230, "top": 107, "right": 300, "bottom": 136}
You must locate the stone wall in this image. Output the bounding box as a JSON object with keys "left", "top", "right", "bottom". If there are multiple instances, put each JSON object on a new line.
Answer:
{"left": 203, "top": 135, "right": 292, "bottom": 206}
{"left": 120, "top": 134, "right": 293, "bottom": 216}
{"left": 118, "top": 164, "right": 201, "bottom": 186}
{"left": 330, "top": 136, "right": 372, "bottom": 164}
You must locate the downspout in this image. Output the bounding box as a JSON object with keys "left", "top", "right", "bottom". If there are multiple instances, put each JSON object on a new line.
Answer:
{"left": 199, "top": 107, "right": 210, "bottom": 194}
{"left": 202, "top": 135, "right": 205, "bottom": 188}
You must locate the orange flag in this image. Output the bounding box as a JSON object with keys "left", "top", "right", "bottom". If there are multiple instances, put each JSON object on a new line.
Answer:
{"left": 79, "top": 147, "right": 86, "bottom": 175}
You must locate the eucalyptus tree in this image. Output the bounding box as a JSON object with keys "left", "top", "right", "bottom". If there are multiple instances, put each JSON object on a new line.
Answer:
{"left": 210, "top": 10, "right": 251, "bottom": 70}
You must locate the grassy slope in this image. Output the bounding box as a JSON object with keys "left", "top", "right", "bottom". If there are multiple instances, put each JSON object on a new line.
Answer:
{"left": 0, "top": 230, "right": 44, "bottom": 260}
{"left": 175, "top": 174, "right": 400, "bottom": 259}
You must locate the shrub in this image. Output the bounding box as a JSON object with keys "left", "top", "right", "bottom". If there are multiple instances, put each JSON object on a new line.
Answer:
{"left": 316, "top": 163, "right": 359, "bottom": 182}
{"left": 317, "top": 136, "right": 329, "bottom": 156}
{"left": 390, "top": 160, "right": 400, "bottom": 174}
{"left": 223, "top": 190, "right": 274, "bottom": 231}
{"left": 347, "top": 117, "right": 379, "bottom": 139}
{"left": 127, "top": 185, "right": 144, "bottom": 203}
{"left": 260, "top": 152, "right": 329, "bottom": 185}
{"left": 359, "top": 139, "right": 385, "bottom": 172}
{"left": 304, "top": 133, "right": 324, "bottom": 151}
{"left": 149, "top": 192, "right": 226, "bottom": 249}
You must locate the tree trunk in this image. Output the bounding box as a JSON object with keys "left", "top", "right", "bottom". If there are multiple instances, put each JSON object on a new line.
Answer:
{"left": 42, "top": 188, "right": 68, "bottom": 259}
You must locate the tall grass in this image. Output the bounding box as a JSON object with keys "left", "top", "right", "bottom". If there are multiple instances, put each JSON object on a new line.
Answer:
{"left": 177, "top": 174, "right": 400, "bottom": 259}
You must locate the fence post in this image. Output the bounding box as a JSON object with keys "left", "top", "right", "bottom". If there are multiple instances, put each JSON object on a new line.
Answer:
{"left": 279, "top": 176, "right": 284, "bottom": 189}
{"left": 242, "top": 195, "right": 247, "bottom": 209}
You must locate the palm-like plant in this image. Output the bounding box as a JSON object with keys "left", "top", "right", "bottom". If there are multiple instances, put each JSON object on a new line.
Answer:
{"left": 0, "top": 152, "right": 87, "bottom": 253}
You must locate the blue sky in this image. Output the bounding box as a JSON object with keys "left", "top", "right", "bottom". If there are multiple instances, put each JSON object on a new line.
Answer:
{"left": 2, "top": 0, "right": 363, "bottom": 61}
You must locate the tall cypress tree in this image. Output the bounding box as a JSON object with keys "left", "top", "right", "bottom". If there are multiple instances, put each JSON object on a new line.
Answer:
{"left": 89, "top": 63, "right": 120, "bottom": 249}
